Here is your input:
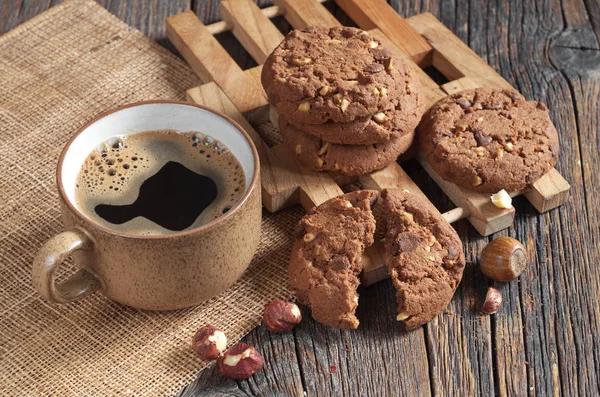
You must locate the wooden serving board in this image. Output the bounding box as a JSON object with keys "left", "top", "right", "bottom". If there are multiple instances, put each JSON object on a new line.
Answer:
{"left": 166, "top": 0, "right": 570, "bottom": 286}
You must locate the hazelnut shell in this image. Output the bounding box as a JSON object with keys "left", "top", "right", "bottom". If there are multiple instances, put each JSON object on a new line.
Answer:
{"left": 480, "top": 237, "right": 528, "bottom": 282}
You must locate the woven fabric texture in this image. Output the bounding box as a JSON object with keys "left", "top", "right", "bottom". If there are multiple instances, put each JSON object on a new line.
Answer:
{"left": 0, "top": 1, "right": 299, "bottom": 395}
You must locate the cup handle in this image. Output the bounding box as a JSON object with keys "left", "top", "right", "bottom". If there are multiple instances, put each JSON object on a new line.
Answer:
{"left": 32, "top": 228, "right": 101, "bottom": 303}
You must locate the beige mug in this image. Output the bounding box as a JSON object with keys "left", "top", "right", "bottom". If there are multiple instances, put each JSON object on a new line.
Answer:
{"left": 32, "top": 101, "right": 262, "bottom": 310}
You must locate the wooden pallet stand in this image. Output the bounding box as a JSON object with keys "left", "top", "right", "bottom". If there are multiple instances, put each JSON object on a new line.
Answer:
{"left": 166, "top": 0, "right": 570, "bottom": 286}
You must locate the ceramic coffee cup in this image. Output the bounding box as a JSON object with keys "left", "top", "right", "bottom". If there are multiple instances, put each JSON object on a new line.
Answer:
{"left": 32, "top": 101, "right": 262, "bottom": 310}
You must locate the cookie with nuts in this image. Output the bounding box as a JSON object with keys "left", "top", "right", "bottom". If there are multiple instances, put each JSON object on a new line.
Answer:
{"left": 261, "top": 26, "right": 416, "bottom": 124}
{"left": 418, "top": 88, "right": 559, "bottom": 192}
{"left": 288, "top": 87, "right": 422, "bottom": 145}
{"left": 379, "top": 188, "right": 465, "bottom": 331}
{"left": 279, "top": 116, "right": 414, "bottom": 176}
{"left": 288, "top": 190, "right": 378, "bottom": 329}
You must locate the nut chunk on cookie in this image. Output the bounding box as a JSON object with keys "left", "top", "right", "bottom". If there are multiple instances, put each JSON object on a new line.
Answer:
{"left": 380, "top": 189, "right": 465, "bottom": 330}
{"left": 288, "top": 190, "right": 378, "bottom": 329}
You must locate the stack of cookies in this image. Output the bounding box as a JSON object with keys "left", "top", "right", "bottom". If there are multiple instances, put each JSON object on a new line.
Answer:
{"left": 261, "top": 26, "right": 422, "bottom": 176}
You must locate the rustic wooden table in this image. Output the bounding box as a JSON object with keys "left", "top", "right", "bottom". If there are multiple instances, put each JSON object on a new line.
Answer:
{"left": 3, "top": 1, "right": 599, "bottom": 396}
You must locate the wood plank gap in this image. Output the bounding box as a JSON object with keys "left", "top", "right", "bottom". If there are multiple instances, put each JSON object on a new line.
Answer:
{"left": 205, "top": 0, "right": 329, "bottom": 34}
{"left": 273, "top": 0, "right": 341, "bottom": 29}
{"left": 166, "top": 11, "right": 268, "bottom": 115}
{"left": 220, "top": 0, "right": 285, "bottom": 65}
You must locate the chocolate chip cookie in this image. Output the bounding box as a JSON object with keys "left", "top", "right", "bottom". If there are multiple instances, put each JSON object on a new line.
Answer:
{"left": 418, "top": 88, "right": 559, "bottom": 193}
{"left": 288, "top": 190, "right": 378, "bottom": 329}
{"left": 279, "top": 116, "right": 414, "bottom": 176}
{"left": 380, "top": 188, "right": 465, "bottom": 330}
{"left": 261, "top": 26, "right": 417, "bottom": 125}
{"left": 289, "top": 88, "right": 422, "bottom": 145}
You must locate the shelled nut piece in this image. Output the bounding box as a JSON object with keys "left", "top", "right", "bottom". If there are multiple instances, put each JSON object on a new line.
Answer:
{"left": 192, "top": 325, "right": 227, "bottom": 361}
{"left": 480, "top": 237, "right": 528, "bottom": 281}
{"left": 490, "top": 189, "right": 512, "bottom": 209}
{"left": 216, "top": 343, "right": 264, "bottom": 379}
{"left": 481, "top": 287, "right": 502, "bottom": 314}
{"left": 263, "top": 300, "right": 302, "bottom": 333}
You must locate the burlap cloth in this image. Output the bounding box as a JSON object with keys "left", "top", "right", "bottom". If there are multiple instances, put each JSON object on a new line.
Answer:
{"left": 0, "top": 0, "right": 301, "bottom": 395}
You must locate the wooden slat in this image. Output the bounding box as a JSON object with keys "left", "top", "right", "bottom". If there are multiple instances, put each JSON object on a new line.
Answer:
{"left": 273, "top": 0, "right": 341, "bottom": 29}
{"left": 441, "top": 76, "right": 480, "bottom": 94}
{"left": 406, "top": 13, "right": 513, "bottom": 89}
{"left": 220, "top": 0, "right": 284, "bottom": 65}
{"left": 166, "top": 11, "right": 267, "bottom": 115}
{"left": 334, "top": 0, "right": 433, "bottom": 66}
{"left": 524, "top": 169, "right": 571, "bottom": 213}
{"left": 271, "top": 144, "right": 344, "bottom": 209}
{"left": 418, "top": 152, "right": 516, "bottom": 236}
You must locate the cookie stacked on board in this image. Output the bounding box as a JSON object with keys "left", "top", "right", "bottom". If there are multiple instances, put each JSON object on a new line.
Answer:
{"left": 261, "top": 26, "right": 422, "bottom": 176}
{"left": 418, "top": 88, "right": 559, "bottom": 192}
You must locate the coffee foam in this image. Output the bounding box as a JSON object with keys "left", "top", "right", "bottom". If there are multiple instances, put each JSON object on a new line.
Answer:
{"left": 75, "top": 130, "right": 246, "bottom": 235}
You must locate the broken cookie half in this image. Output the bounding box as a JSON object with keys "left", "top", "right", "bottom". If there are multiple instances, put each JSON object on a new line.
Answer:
{"left": 288, "top": 190, "right": 378, "bottom": 329}
{"left": 380, "top": 188, "right": 466, "bottom": 330}
{"left": 288, "top": 188, "right": 465, "bottom": 330}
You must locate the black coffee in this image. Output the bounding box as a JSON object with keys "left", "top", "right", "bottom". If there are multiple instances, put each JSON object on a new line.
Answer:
{"left": 75, "top": 130, "right": 246, "bottom": 235}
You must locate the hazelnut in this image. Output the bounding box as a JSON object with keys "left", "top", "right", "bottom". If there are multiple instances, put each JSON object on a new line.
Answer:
{"left": 291, "top": 57, "right": 312, "bottom": 66}
{"left": 481, "top": 286, "right": 502, "bottom": 314}
{"left": 192, "top": 325, "right": 227, "bottom": 361}
{"left": 339, "top": 98, "right": 350, "bottom": 113}
{"left": 473, "top": 175, "right": 483, "bottom": 186}
{"left": 298, "top": 101, "right": 310, "bottom": 112}
{"left": 372, "top": 87, "right": 380, "bottom": 95}
{"left": 400, "top": 211, "right": 414, "bottom": 222}
{"left": 318, "top": 142, "right": 329, "bottom": 156}
{"left": 332, "top": 93, "right": 343, "bottom": 105}
{"left": 490, "top": 189, "right": 512, "bottom": 209}
{"left": 303, "top": 233, "right": 315, "bottom": 242}
{"left": 380, "top": 87, "right": 388, "bottom": 96}
{"left": 480, "top": 237, "right": 528, "bottom": 281}
{"left": 319, "top": 85, "right": 329, "bottom": 96}
{"left": 216, "top": 343, "right": 263, "bottom": 379}
{"left": 369, "top": 41, "right": 379, "bottom": 48}
{"left": 504, "top": 142, "right": 514, "bottom": 152}
{"left": 396, "top": 311, "right": 410, "bottom": 321}
{"left": 263, "top": 299, "right": 302, "bottom": 333}
{"left": 384, "top": 58, "right": 394, "bottom": 70}
{"left": 496, "top": 148, "right": 504, "bottom": 160}
{"left": 474, "top": 147, "right": 486, "bottom": 157}
{"left": 373, "top": 112, "right": 386, "bottom": 123}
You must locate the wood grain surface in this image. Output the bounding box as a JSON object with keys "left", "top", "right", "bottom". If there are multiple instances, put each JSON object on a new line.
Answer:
{"left": 2, "top": 1, "right": 598, "bottom": 396}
